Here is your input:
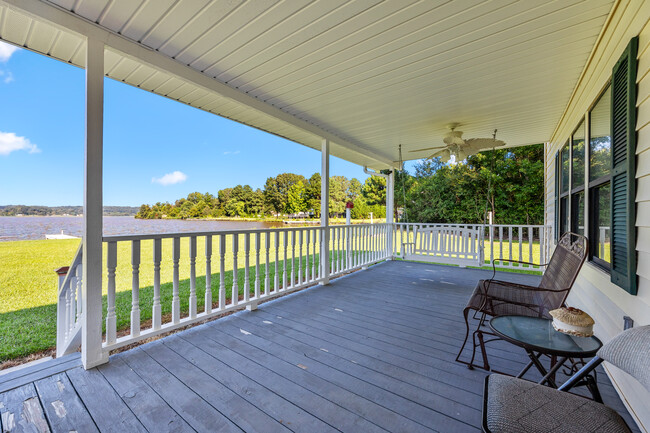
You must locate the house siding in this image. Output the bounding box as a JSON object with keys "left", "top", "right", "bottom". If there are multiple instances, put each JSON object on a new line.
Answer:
{"left": 545, "top": 1, "right": 650, "bottom": 431}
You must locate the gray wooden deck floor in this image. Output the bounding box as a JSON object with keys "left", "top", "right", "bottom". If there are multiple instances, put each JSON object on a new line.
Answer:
{"left": 0, "top": 260, "right": 640, "bottom": 432}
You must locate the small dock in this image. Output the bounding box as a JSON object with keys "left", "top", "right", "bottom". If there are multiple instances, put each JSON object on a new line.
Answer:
{"left": 45, "top": 231, "right": 79, "bottom": 240}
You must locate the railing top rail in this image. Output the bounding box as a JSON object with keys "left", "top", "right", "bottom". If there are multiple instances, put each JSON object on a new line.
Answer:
{"left": 395, "top": 222, "right": 550, "bottom": 229}
{"left": 102, "top": 222, "right": 391, "bottom": 242}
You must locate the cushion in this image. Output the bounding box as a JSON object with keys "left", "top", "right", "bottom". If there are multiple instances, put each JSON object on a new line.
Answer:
{"left": 485, "top": 374, "right": 631, "bottom": 433}
{"left": 597, "top": 325, "right": 650, "bottom": 392}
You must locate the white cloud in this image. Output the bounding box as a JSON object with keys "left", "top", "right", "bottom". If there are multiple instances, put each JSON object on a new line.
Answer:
{"left": 223, "top": 150, "right": 240, "bottom": 155}
{"left": 0, "top": 131, "right": 40, "bottom": 156}
{"left": 2, "top": 71, "right": 13, "bottom": 83}
{"left": 0, "top": 42, "right": 18, "bottom": 62}
{"left": 152, "top": 171, "right": 187, "bottom": 186}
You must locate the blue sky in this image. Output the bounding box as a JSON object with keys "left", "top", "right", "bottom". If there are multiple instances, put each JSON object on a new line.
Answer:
{"left": 0, "top": 42, "right": 414, "bottom": 207}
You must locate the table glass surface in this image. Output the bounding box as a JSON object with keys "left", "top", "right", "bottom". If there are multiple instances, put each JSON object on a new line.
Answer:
{"left": 490, "top": 316, "right": 602, "bottom": 356}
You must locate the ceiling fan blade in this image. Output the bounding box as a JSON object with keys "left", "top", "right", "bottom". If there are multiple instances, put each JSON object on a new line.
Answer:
{"left": 463, "top": 138, "right": 506, "bottom": 151}
{"left": 427, "top": 148, "right": 451, "bottom": 162}
{"left": 409, "top": 145, "right": 446, "bottom": 153}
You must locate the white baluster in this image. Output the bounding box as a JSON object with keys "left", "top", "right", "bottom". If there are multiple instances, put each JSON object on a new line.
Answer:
{"left": 274, "top": 231, "right": 280, "bottom": 293}
{"left": 346, "top": 225, "right": 351, "bottom": 270}
{"left": 75, "top": 265, "right": 82, "bottom": 323}
{"left": 75, "top": 265, "right": 82, "bottom": 322}
{"left": 232, "top": 234, "right": 239, "bottom": 306}
{"left": 312, "top": 228, "right": 317, "bottom": 280}
{"left": 172, "top": 237, "right": 181, "bottom": 324}
{"left": 338, "top": 227, "right": 343, "bottom": 272}
{"left": 264, "top": 232, "right": 271, "bottom": 297}
{"left": 330, "top": 227, "right": 335, "bottom": 274}
{"left": 219, "top": 235, "right": 226, "bottom": 310}
{"left": 106, "top": 241, "right": 117, "bottom": 344}
{"left": 291, "top": 230, "right": 296, "bottom": 288}
{"left": 205, "top": 235, "right": 212, "bottom": 314}
{"left": 508, "top": 226, "right": 513, "bottom": 263}
{"left": 305, "top": 229, "right": 311, "bottom": 282}
{"left": 152, "top": 238, "right": 162, "bottom": 330}
{"left": 65, "top": 280, "right": 72, "bottom": 338}
{"left": 528, "top": 226, "right": 533, "bottom": 265}
{"left": 131, "top": 240, "right": 141, "bottom": 337}
{"left": 189, "top": 236, "right": 197, "bottom": 319}
{"left": 244, "top": 233, "right": 250, "bottom": 303}
{"left": 298, "top": 230, "right": 303, "bottom": 286}
{"left": 517, "top": 226, "right": 524, "bottom": 261}
{"left": 283, "top": 231, "right": 288, "bottom": 291}
{"left": 255, "top": 232, "right": 261, "bottom": 299}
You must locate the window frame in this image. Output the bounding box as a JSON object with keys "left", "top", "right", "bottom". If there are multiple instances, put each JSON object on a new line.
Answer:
{"left": 587, "top": 85, "right": 612, "bottom": 271}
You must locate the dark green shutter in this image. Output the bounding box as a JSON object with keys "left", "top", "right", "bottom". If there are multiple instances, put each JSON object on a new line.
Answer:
{"left": 555, "top": 151, "right": 560, "bottom": 241}
{"left": 610, "top": 37, "right": 638, "bottom": 295}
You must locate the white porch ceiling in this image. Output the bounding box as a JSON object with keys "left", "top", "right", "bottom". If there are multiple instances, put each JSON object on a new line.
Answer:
{"left": 0, "top": 0, "right": 615, "bottom": 169}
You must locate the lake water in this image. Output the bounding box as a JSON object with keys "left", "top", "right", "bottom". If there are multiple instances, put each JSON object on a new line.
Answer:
{"left": 0, "top": 216, "right": 285, "bottom": 242}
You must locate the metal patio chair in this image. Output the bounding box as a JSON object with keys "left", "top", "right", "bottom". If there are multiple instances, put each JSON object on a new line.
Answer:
{"left": 482, "top": 325, "right": 650, "bottom": 433}
{"left": 456, "top": 231, "right": 588, "bottom": 370}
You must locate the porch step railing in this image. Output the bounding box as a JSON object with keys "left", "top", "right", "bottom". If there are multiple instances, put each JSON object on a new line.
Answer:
{"left": 98, "top": 223, "right": 391, "bottom": 353}
{"left": 56, "top": 244, "right": 83, "bottom": 357}
{"left": 394, "top": 223, "right": 553, "bottom": 271}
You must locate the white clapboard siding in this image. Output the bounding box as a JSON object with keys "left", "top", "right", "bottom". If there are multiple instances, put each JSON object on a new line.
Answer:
{"left": 545, "top": 7, "right": 650, "bottom": 432}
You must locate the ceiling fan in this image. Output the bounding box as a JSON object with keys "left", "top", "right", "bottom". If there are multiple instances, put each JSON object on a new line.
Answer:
{"left": 409, "top": 123, "right": 506, "bottom": 162}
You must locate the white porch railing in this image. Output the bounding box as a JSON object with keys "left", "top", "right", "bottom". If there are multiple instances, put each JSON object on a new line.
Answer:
{"left": 394, "top": 223, "right": 553, "bottom": 271}
{"left": 55, "top": 223, "right": 392, "bottom": 356}
{"left": 56, "top": 244, "right": 83, "bottom": 357}
{"left": 56, "top": 221, "right": 552, "bottom": 361}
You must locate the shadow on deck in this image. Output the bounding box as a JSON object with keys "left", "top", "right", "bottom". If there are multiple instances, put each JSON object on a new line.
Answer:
{"left": 0, "top": 260, "right": 639, "bottom": 432}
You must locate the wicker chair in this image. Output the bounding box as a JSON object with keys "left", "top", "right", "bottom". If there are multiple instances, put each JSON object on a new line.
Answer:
{"left": 456, "top": 232, "right": 588, "bottom": 370}
{"left": 482, "top": 325, "right": 650, "bottom": 433}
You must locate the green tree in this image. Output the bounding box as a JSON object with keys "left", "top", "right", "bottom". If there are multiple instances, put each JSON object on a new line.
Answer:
{"left": 286, "top": 180, "right": 307, "bottom": 214}
{"left": 305, "top": 173, "right": 321, "bottom": 216}
{"left": 264, "top": 173, "right": 306, "bottom": 215}
{"left": 362, "top": 175, "right": 386, "bottom": 206}
{"left": 329, "top": 176, "right": 349, "bottom": 216}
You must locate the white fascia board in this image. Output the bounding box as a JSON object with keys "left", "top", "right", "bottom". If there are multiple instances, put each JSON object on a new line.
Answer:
{"left": 1, "top": 0, "right": 396, "bottom": 169}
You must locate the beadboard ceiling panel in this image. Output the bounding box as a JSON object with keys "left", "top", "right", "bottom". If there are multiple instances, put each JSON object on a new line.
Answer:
{"left": 0, "top": 0, "right": 619, "bottom": 169}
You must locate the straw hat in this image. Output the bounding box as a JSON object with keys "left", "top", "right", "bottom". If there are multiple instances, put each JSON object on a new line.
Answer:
{"left": 550, "top": 307, "right": 594, "bottom": 337}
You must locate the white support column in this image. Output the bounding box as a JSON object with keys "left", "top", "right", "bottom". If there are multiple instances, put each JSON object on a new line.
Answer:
{"left": 82, "top": 38, "right": 107, "bottom": 369}
{"left": 386, "top": 170, "right": 395, "bottom": 258}
{"left": 320, "top": 138, "right": 330, "bottom": 285}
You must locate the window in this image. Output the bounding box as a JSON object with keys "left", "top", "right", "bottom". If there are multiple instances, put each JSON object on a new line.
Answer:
{"left": 554, "top": 37, "right": 638, "bottom": 294}
{"left": 589, "top": 88, "right": 611, "bottom": 268}
{"left": 558, "top": 143, "right": 570, "bottom": 237}
{"left": 571, "top": 121, "right": 585, "bottom": 235}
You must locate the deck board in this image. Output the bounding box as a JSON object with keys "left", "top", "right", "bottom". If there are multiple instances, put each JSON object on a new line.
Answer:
{"left": 34, "top": 373, "right": 99, "bottom": 433}
{"left": 0, "top": 260, "right": 641, "bottom": 432}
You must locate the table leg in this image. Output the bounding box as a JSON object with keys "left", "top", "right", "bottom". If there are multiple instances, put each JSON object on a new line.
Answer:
{"left": 538, "top": 356, "right": 568, "bottom": 388}
{"left": 517, "top": 352, "right": 542, "bottom": 379}
{"left": 526, "top": 350, "right": 558, "bottom": 388}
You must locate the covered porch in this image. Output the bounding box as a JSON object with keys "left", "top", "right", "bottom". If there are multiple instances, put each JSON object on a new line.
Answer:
{"left": 0, "top": 261, "right": 639, "bottom": 432}
{"left": 0, "top": 0, "right": 649, "bottom": 430}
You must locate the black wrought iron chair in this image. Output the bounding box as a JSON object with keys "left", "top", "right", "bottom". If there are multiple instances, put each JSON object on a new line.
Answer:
{"left": 482, "top": 325, "right": 650, "bottom": 433}
{"left": 456, "top": 232, "right": 588, "bottom": 370}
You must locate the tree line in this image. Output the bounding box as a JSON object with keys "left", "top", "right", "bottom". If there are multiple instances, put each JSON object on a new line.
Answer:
{"left": 396, "top": 143, "right": 544, "bottom": 225}
{"left": 137, "top": 143, "right": 544, "bottom": 225}
{"left": 136, "top": 173, "right": 387, "bottom": 219}
{"left": 0, "top": 205, "right": 139, "bottom": 216}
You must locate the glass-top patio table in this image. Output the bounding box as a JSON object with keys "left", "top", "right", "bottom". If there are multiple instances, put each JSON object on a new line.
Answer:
{"left": 490, "top": 315, "right": 603, "bottom": 399}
